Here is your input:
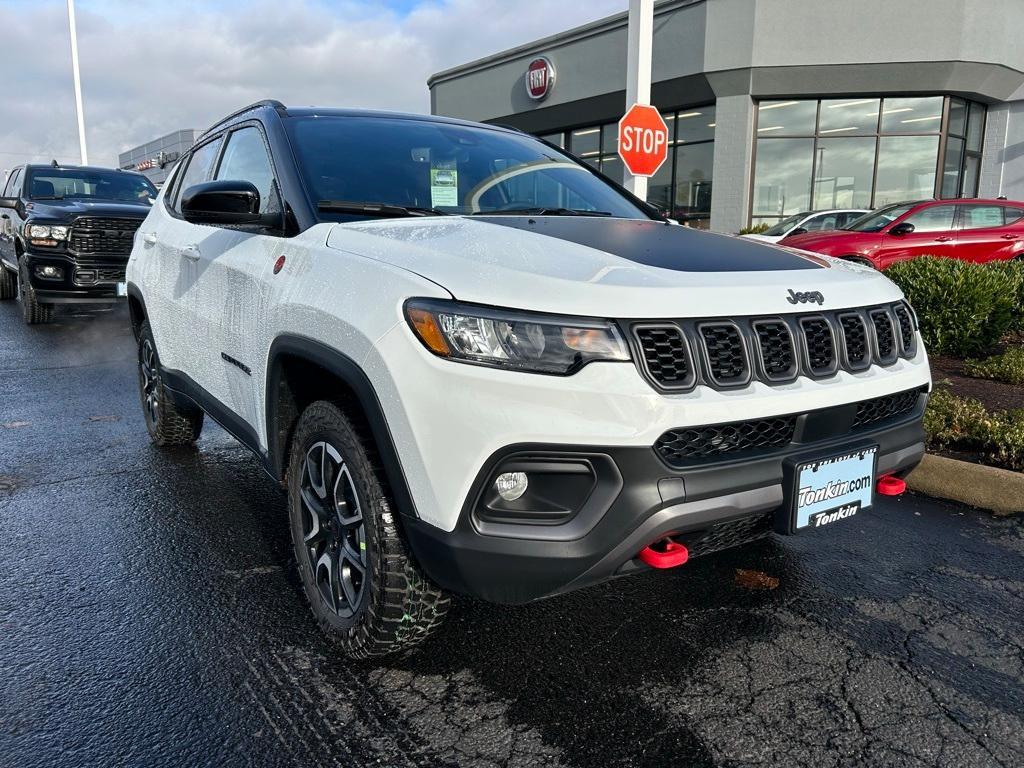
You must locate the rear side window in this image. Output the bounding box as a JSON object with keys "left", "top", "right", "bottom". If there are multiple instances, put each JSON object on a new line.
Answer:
{"left": 804, "top": 213, "right": 839, "bottom": 231}
{"left": 1004, "top": 207, "right": 1024, "bottom": 224}
{"left": 172, "top": 137, "right": 223, "bottom": 211}
{"left": 215, "top": 127, "right": 278, "bottom": 214}
{"left": 960, "top": 205, "right": 1005, "bottom": 230}
{"left": 903, "top": 204, "right": 956, "bottom": 233}
{"left": 3, "top": 168, "right": 23, "bottom": 197}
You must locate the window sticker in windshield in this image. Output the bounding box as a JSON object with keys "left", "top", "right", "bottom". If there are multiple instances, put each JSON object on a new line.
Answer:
{"left": 430, "top": 165, "right": 458, "bottom": 208}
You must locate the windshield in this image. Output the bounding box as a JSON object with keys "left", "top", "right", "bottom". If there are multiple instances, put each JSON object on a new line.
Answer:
{"left": 763, "top": 212, "right": 810, "bottom": 237}
{"left": 285, "top": 116, "right": 650, "bottom": 220}
{"left": 844, "top": 203, "right": 918, "bottom": 232}
{"left": 26, "top": 168, "right": 157, "bottom": 204}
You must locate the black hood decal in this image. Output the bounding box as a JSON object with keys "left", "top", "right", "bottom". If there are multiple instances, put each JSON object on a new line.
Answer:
{"left": 473, "top": 217, "right": 822, "bottom": 272}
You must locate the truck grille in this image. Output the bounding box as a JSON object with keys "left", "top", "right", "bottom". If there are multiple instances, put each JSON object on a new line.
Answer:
{"left": 654, "top": 386, "right": 926, "bottom": 467}
{"left": 73, "top": 267, "right": 126, "bottom": 286}
{"left": 68, "top": 217, "right": 143, "bottom": 257}
{"left": 630, "top": 301, "right": 915, "bottom": 392}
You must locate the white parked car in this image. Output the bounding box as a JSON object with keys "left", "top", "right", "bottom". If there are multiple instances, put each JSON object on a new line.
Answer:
{"left": 744, "top": 209, "right": 869, "bottom": 243}
{"left": 126, "top": 102, "right": 930, "bottom": 658}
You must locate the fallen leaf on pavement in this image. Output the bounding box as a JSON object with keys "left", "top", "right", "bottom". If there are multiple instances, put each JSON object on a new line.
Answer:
{"left": 735, "top": 569, "right": 779, "bottom": 590}
{"left": 1, "top": 421, "right": 31, "bottom": 429}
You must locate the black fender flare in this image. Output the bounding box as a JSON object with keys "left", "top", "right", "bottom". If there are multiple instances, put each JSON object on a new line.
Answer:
{"left": 266, "top": 335, "right": 419, "bottom": 519}
{"left": 125, "top": 282, "right": 148, "bottom": 339}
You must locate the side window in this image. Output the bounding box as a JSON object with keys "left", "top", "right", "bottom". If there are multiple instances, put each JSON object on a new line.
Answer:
{"left": 804, "top": 213, "right": 838, "bottom": 232}
{"left": 960, "top": 205, "right": 1005, "bottom": 230}
{"left": 1002, "top": 207, "right": 1024, "bottom": 225}
{"left": 902, "top": 205, "right": 956, "bottom": 233}
{"left": 215, "top": 127, "right": 278, "bottom": 214}
{"left": 838, "top": 212, "right": 860, "bottom": 227}
{"left": 4, "top": 168, "right": 23, "bottom": 197}
{"left": 172, "top": 137, "right": 223, "bottom": 212}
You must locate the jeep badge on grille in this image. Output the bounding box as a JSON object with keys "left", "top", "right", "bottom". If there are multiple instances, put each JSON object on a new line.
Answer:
{"left": 786, "top": 289, "right": 825, "bottom": 305}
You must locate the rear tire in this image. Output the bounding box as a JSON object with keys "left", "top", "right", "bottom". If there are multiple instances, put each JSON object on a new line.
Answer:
{"left": 18, "top": 263, "right": 53, "bottom": 324}
{"left": 0, "top": 266, "right": 15, "bottom": 300}
{"left": 137, "top": 320, "right": 204, "bottom": 446}
{"left": 287, "top": 400, "right": 448, "bottom": 659}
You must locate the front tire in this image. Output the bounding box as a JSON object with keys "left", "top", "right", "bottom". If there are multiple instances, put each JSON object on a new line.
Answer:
{"left": 18, "top": 263, "right": 53, "bottom": 324}
{"left": 287, "top": 401, "right": 448, "bottom": 659}
{"left": 0, "top": 266, "right": 15, "bottom": 300}
{"left": 137, "top": 320, "right": 203, "bottom": 446}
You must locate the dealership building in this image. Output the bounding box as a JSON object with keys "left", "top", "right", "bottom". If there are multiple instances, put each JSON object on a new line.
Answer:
{"left": 118, "top": 129, "right": 201, "bottom": 186}
{"left": 428, "top": 0, "right": 1024, "bottom": 233}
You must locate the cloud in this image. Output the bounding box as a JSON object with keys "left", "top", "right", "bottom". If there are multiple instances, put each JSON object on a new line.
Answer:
{"left": 0, "top": 0, "right": 625, "bottom": 169}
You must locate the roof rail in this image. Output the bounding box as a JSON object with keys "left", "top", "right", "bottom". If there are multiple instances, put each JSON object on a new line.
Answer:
{"left": 201, "top": 99, "right": 286, "bottom": 137}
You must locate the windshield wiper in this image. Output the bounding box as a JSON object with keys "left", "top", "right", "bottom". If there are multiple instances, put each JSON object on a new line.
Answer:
{"left": 472, "top": 207, "right": 612, "bottom": 217}
{"left": 317, "top": 200, "right": 448, "bottom": 218}
{"left": 31, "top": 195, "right": 65, "bottom": 201}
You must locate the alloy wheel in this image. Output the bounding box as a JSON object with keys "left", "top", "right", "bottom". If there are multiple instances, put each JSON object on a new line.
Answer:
{"left": 139, "top": 339, "right": 160, "bottom": 426}
{"left": 299, "top": 441, "right": 368, "bottom": 618}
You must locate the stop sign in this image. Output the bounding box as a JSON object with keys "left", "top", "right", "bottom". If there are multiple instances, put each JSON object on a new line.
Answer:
{"left": 618, "top": 104, "right": 670, "bottom": 177}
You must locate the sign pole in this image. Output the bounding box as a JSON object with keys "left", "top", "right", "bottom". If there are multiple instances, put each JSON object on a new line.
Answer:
{"left": 67, "top": 0, "right": 88, "bottom": 165}
{"left": 624, "top": 0, "right": 654, "bottom": 199}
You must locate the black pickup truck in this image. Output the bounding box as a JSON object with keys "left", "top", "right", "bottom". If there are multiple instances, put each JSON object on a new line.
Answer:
{"left": 0, "top": 163, "right": 157, "bottom": 324}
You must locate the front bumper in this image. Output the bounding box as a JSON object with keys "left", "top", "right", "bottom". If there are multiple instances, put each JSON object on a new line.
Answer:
{"left": 22, "top": 249, "right": 126, "bottom": 303}
{"left": 403, "top": 396, "right": 926, "bottom": 604}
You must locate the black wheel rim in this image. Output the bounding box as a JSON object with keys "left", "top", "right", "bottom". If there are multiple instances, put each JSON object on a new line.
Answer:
{"left": 140, "top": 339, "right": 160, "bottom": 427}
{"left": 299, "top": 441, "right": 367, "bottom": 618}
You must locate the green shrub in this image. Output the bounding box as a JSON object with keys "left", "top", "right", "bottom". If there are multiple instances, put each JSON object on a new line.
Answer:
{"left": 964, "top": 346, "right": 1024, "bottom": 385}
{"left": 924, "top": 386, "right": 1024, "bottom": 471}
{"left": 885, "top": 257, "right": 1019, "bottom": 357}
{"left": 738, "top": 222, "right": 771, "bottom": 235}
{"left": 990, "top": 259, "right": 1024, "bottom": 331}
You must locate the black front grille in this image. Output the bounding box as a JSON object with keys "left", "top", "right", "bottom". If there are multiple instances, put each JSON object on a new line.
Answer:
{"left": 800, "top": 317, "right": 837, "bottom": 376}
{"left": 893, "top": 303, "right": 915, "bottom": 355}
{"left": 687, "top": 513, "right": 774, "bottom": 558}
{"left": 753, "top": 321, "right": 796, "bottom": 380}
{"left": 635, "top": 326, "right": 694, "bottom": 389}
{"left": 839, "top": 313, "right": 870, "bottom": 369}
{"left": 853, "top": 387, "right": 923, "bottom": 429}
{"left": 870, "top": 309, "right": 897, "bottom": 364}
{"left": 68, "top": 217, "right": 143, "bottom": 257}
{"left": 699, "top": 323, "right": 748, "bottom": 385}
{"left": 74, "top": 266, "right": 125, "bottom": 286}
{"left": 655, "top": 415, "right": 797, "bottom": 466}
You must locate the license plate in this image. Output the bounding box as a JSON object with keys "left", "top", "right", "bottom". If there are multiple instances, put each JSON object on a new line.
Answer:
{"left": 793, "top": 447, "right": 876, "bottom": 530}
{"left": 116, "top": 282, "right": 127, "bottom": 297}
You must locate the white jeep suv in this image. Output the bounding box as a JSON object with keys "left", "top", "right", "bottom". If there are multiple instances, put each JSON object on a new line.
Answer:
{"left": 126, "top": 101, "right": 931, "bottom": 658}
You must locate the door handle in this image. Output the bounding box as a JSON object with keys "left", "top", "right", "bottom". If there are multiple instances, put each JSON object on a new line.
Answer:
{"left": 142, "top": 232, "right": 158, "bottom": 245}
{"left": 1001, "top": 234, "right": 1019, "bottom": 240}
{"left": 181, "top": 245, "right": 201, "bottom": 262}
{"left": 934, "top": 236, "right": 953, "bottom": 242}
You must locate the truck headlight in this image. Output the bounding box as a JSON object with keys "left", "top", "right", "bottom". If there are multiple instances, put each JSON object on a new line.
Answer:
{"left": 405, "top": 299, "right": 630, "bottom": 375}
{"left": 26, "top": 224, "right": 68, "bottom": 241}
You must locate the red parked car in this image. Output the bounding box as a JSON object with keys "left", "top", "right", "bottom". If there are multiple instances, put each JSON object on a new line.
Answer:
{"left": 780, "top": 199, "right": 1024, "bottom": 269}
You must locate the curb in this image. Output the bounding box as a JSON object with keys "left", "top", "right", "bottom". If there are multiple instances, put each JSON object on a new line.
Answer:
{"left": 905, "top": 453, "right": 1024, "bottom": 516}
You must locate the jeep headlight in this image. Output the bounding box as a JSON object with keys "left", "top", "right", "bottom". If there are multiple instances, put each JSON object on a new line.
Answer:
{"left": 405, "top": 299, "right": 630, "bottom": 374}
{"left": 26, "top": 224, "right": 68, "bottom": 240}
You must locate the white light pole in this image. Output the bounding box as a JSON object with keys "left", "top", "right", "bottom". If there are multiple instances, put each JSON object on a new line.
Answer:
{"left": 67, "top": 0, "right": 89, "bottom": 165}
{"left": 624, "top": 0, "right": 654, "bottom": 199}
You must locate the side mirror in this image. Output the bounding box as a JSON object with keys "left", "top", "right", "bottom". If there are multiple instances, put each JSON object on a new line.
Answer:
{"left": 181, "top": 180, "right": 275, "bottom": 227}
{"left": 0, "top": 197, "right": 18, "bottom": 210}
{"left": 889, "top": 222, "right": 915, "bottom": 236}
{"left": 788, "top": 227, "right": 808, "bottom": 237}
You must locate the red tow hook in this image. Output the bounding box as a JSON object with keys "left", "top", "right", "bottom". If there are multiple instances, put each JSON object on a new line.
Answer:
{"left": 877, "top": 474, "right": 907, "bottom": 496}
{"left": 639, "top": 538, "right": 689, "bottom": 569}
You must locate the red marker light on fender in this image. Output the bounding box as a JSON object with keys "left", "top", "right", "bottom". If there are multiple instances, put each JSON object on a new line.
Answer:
{"left": 273, "top": 255, "right": 286, "bottom": 274}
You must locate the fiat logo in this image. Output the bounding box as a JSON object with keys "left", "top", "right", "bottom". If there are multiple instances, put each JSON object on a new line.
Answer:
{"left": 525, "top": 57, "right": 555, "bottom": 101}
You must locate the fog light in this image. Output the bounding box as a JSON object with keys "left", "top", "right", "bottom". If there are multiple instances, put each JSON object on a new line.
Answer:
{"left": 35, "top": 265, "right": 63, "bottom": 280}
{"left": 494, "top": 472, "right": 528, "bottom": 502}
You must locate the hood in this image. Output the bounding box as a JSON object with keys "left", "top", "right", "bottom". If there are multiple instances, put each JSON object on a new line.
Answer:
{"left": 780, "top": 229, "right": 877, "bottom": 252}
{"left": 326, "top": 216, "right": 903, "bottom": 318}
{"left": 24, "top": 198, "right": 152, "bottom": 221}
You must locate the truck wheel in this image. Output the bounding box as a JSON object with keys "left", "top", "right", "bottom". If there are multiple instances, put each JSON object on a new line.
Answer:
{"left": 0, "top": 266, "right": 15, "bottom": 300}
{"left": 287, "top": 401, "right": 449, "bottom": 658}
{"left": 18, "top": 264, "right": 53, "bottom": 324}
{"left": 137, "top": 321, "right": 203, "bottom": 446}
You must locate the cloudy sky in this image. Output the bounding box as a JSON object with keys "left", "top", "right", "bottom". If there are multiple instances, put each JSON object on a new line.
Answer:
{"left": 0, "top": 0, "right": 625, "bottom": 171}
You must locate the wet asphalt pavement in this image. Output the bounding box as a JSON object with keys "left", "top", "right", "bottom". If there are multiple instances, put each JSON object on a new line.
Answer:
{"left": 0, "top": 301, "right": 1022, "bottom": 768}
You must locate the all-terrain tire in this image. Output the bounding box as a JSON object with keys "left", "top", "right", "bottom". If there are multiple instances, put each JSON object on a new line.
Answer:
{"left": 287, "top": 400, "right": 449, "bottom": 659}
{"left": 137, "top": 320, "right": 204, "bottom": 446}
{"left": 18, "top": 263, "right": 53, "bottom": 324}
{"left": 0, "top": 266, "right": 15, "bottom": 300}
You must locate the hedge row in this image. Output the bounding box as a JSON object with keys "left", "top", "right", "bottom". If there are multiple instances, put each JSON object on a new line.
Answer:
{"left": 924, "top": 387, "right": 1024, "bottom": 472}
{"left": 884, "top": 257, "right": 1024, "bottom": 357}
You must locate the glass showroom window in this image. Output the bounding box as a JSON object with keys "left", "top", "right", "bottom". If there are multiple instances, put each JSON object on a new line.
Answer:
{"left": 750, "top": 96, "right": 986, "bottom": 226}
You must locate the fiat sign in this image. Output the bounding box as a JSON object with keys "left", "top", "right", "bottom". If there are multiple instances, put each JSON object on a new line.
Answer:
{"left": 618, "top": 103, "right": 670, "bottom": 177}
{"left": 525, "top": 57, "right": 555, "bottom": 101}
